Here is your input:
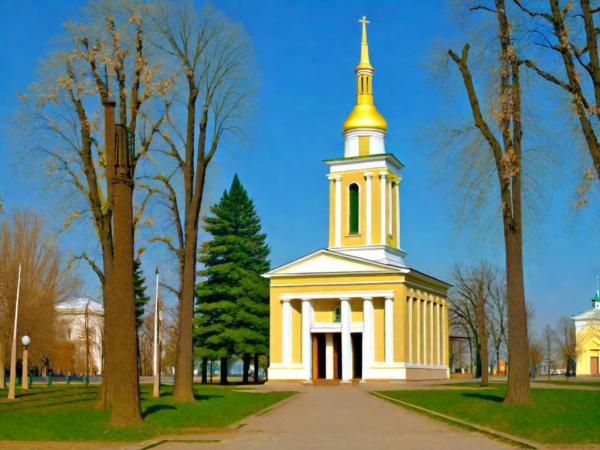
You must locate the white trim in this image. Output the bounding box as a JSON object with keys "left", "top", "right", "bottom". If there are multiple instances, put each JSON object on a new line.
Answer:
{"left": 281, "top": 290, "right": 394, "bottom": 301}
{"left": 311, "top": 322, "right": 364, "bottom": 333}
{"left": 326, "top": 154, "right": 403, "bottom": 173}
{"left": 341, "top": 298, "right": 352, "bottom": 381}
{"left": 268, "top": 364, "right": 305, "bottom": 380}
{"left": 384, "top": 296, "right": 394, "bottom": 363}
{"left": 334, "top": 177, "right": 342, "bottom": 247}
{"left": 388, "top": 180, "right": 393, "bottom": 236}
{"left": 416, "top": 299, "right": 421, "bottom": 364}
{"left": 362, "top": 297, "right": 374, "bottom": 380}
{"left": 429, "top": 300, "right": 434, "bottom": 365}
{"left": 379, "top": 172, "right": 387, "bottom": 245}
{"left": 395, "top": 180, "right": 401, "bottom": 249}
{"left": 365, "top": 172, "right": 372, "bottom": 245}
{"left": 325, "top": 333, "right": 334, "bottom": 379}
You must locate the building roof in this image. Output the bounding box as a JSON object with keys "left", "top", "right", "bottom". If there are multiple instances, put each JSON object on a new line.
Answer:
{"left": 56, "top": 297, "right": 104, "bottom": 314}
{"left": 571, "top": 308, "right": 600, "bottom": 321}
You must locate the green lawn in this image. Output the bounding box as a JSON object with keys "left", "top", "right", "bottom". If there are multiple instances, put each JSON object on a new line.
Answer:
{"left": 534, "top": 378, "right": 600, "bottom": 387}
{"left": 380, "top": 384, "right": 600, "bottom": 445}
{"left": 0, "top": 384, "right": 294, "bottom": 442}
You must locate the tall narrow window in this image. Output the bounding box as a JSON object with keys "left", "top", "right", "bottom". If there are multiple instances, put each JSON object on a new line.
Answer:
{"left": 349, "top": 183, "right": 359, "bottom": 235}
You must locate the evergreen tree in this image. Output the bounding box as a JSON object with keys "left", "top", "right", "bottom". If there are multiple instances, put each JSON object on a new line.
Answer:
{"left": 133, "top": 258, "right": 150, "bottom": 328}
{"left": 195, "top": 175, "right": 270, "bottom": 384}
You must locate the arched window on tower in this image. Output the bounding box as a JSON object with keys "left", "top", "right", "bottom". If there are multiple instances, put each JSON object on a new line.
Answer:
{"left": 349, "top": 183, "right": 359, "bottom": 235}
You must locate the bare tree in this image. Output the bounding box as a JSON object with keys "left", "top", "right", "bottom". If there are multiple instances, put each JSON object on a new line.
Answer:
{"left": 148, "top": 1, "right": 255, "bottom": 402}
{"left": 0, "top": 211, "right": 77, "bottom": 382}
{"left": 487, "top": 276, "right": 508, "bottom": 374}
{"left": 556, "top": 316, "right": 578, "bottom": 378}
{"left": 541, "top": 324, "right": 556, "bottom": 378}
{"left": 449, "top": 262, "right": 496, "bottom": 385}
{"left": 515, "top": 0, "right": 600, "bottom": 206}
{"left": 448, "top": 0, "right": 531, "bottom": 403}
{"left": 20, "top": 0, "right": 171, "bottom": 424}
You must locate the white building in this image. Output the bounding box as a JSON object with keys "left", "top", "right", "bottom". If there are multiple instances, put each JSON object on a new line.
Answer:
{"left": 56, "top": 297, "right": 104, "bottom": 375}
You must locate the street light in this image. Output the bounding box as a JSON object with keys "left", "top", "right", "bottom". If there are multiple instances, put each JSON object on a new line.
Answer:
{"left": 21, "top": 335, "right": 31, "bottom": 390}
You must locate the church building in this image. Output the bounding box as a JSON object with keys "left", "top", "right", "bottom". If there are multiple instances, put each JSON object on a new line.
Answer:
{"left": 265, "top": 18, "right": 451, "bottom": 382}
{"left": 572, "top": 283, "right": 600, "bottom": 376}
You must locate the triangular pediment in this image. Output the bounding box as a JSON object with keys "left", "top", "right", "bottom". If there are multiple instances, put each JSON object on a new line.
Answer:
{"left": 264, "top": 249, "right": 403, "bottom": 277}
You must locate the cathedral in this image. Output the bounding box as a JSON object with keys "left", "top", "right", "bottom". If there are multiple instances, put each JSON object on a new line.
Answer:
{"left": 265, "top": 18, "right": 450, "bottom": 382}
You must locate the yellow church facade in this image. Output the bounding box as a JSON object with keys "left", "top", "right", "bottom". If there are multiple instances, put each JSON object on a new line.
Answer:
{"left": 572, "top": 289, "right": 600, "bottom": 376}
{"left": 265, "top": 18, "right": 451, "bottom": 382}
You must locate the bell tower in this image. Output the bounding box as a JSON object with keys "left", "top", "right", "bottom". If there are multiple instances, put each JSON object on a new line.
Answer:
{"left": 326, "top": 17, "right": 406, "bottom": 267}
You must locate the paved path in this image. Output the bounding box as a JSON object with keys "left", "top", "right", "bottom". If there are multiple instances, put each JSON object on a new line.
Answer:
{"left": 135, "top": 384, "right": 512, "bottom": 450}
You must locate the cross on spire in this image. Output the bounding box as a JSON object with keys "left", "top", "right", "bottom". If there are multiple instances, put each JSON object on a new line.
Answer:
{"left": 359, "top": 15, "right": 370, "bottom": 26}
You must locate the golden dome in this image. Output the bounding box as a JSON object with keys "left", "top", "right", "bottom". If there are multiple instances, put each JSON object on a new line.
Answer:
{"left": 343, "top": 16, "right": 387, "bottom": 133}
{"left": 343, "top": 104, "right": 387, "bottom": 131}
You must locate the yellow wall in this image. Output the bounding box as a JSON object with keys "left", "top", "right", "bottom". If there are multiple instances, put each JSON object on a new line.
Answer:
{"left": 351, "top": 298, "right": 363, "bottom": 322}
{"left": 314, "top": 299, "right": 339, "bottom": 323}
{"left": 269, "top": 291, "right": 282, "bottom": 363}
{"left": 291, "top": 301, "right": 302, "bottom": 363}
{"left": 575, "top": 328, "right": 600, "bottom": 375}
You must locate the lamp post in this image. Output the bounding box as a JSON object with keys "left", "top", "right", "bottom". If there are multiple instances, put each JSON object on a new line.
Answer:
{"left": 8, "top": 264, "right": 22, "bottom": 401}
{"left": 152, "top": 267, "right": 160, "bottom": 398}
{"left": 21, "top": 335, "right": 31, "bottom": 390}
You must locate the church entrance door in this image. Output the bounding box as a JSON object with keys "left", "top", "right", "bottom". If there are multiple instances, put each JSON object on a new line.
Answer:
{"left": 351, "top": 333, "right": 363, "bottom": 379}
{"left": 312, "top": 334, "right": 326, "bottom": 380}
{"left": 591, "top": 356, "right": 599, "bottom": 376}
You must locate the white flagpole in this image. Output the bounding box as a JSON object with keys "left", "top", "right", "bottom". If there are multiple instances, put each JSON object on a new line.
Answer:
{"left": 152, "top": 267, "right": 160, "bottom": 398}
{"left": 8, "top": 264, "right": 22, "bottom": 400}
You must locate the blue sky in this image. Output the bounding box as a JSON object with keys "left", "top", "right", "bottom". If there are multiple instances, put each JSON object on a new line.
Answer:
{"left": 1, "top": 0, "right": 599, "bottom": 335}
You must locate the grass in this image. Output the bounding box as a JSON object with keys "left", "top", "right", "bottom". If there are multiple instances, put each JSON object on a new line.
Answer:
{"left": 533, "top": 378, "right": 600, "bottom": 387}
{"left": 0, "top": 383, "right": 294, "bottom": 442}
{"left": 380, "top": 384, "right": 600, "bottom": 445}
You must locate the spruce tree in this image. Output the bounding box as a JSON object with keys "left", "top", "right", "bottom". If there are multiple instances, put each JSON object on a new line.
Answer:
{"left": 195, "top": 175, "right": 270, "bottom": 384}
{"left": 133, "top": 258, "right": 150, "bottom": 327}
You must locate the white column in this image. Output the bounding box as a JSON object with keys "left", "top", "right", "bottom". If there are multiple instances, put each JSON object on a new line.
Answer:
{"left": 441, "top": 304, "right": 446, "bottom": 367}
{"left": 281, "top": 299, "right": 292, "bottom": 365}
{"left": 407, "top": 297, "right": 413, "bottom": 363}
{"left": 365, "top": 173, "right": 372, "bottom": 245}
{"left": 334, "top": 176, "right": 342, "bottom": 247}
{"left": 301, "top": 299, "right": 313, "bottom": 381}
{"left": 341, "top": 297, "right": 352, "bottom": 382}
{"left": 388, "top": 181, "right": 393, "bottom": 236}
{"left": 395, "top": 179, "right": 401, "bottom": 248}
{"left": 416, "top": 299, "right": 421, "bottom": 364}
{"left": 429, "top": 300, "right": 434, "bottom": 366}
{"left": 384, "top": 295, "right": 394, "bottom": 364}
{"left": 379, "top": 172, "right": 387, "bottom": 245}
{"left": 436, "top": 303, "right": 441, "bottom": 366}
{"left": 362, "top": 297, "right": 374, "bottom": 380}
{"left": 423, "top": 301, "right": 428, "bottom": 365}
{"left": 325, "top": 333, "right": 334, "bottom": 380}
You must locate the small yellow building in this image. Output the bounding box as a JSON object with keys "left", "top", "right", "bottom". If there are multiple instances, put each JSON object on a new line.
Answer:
{"left": 264, "top": 18, "right": 451, "bottom": 383}
{"left": 572, "top": 288, "right": 600, "bottom": 376}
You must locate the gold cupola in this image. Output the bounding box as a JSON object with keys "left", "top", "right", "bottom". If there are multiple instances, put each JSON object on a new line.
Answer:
{"left": 343, "top": 16, "right": 388, "bottom": 133}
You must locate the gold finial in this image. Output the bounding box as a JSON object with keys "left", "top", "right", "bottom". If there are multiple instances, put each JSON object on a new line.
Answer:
{"left": 357, "top": 16, "right": 372, "bottom": 70}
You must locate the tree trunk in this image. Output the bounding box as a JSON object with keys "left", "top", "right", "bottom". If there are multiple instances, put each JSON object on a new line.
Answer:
{"left": 172, "top": 222, "right": 198, "bottom": 402}
{"left": 503, "top": 225, "right": 530, "bottom": 403}
{"left": 475, "top": 292, "right": 489, "bottom": 386}
{"left": 210, "top": 359, "right": 213, "bottom": 384}
{"left": 201, "top": 357, "right": 207, "bottom": 384}
{"left": 253, "top": 353, "right": 259, "bottom": 383}
{"left": 220, "top": 357, "right": 228, "bottom": 385}
{"left": 103, "top": 100, "right": 141, "bottom": 425}
{"left": 0, "top": 339, "right": 5, "bottom": 390}
{"left": 242, "top": 354, "right": 250, "bottom": 384}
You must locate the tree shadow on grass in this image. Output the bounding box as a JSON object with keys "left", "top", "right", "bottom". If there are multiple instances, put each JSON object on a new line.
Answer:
{"left": 142, "top": 404, "right": 177, "bottom": 418}
{"left": 461, "top": 392, "right": 504, "bottom": 403}
{"left": 194, "top": 394, "right": 224, "bottom": 402}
